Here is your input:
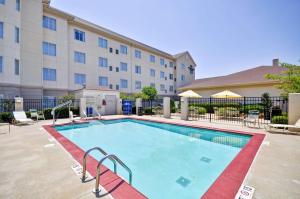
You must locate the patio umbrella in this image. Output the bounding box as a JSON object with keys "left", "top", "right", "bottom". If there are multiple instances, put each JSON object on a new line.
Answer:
{"left": 178, "top": 90, "right": 202, "bottom": 98}
{"left": 211, "top": 90, "right": 242, "bottom": 98}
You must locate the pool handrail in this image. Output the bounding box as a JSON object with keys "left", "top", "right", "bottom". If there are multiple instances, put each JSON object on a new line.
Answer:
{"left": 94, "top": 154, "right": 132, "bottom": 193}
{"left": 82, "top": 147, "right": 117, "bottom": 182}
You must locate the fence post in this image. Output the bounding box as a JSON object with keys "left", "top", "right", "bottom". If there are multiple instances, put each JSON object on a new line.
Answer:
{"left": 136, "top": 98, "right": 142, "bottom": 116}
{"left": 181, "top": 97, "right": 189, "bottom": 120}
{"left": 209, "top": 97, "right": 212, "bottom": 122}
{"left": 163, "top": 97, "right": 170, "bottom": 118}
{"left": 288, "top": 93, "right": 300, "bottom": 125}
{"left": 80, "top": 98, "right": 86, "bottom": 117}
{"left": 116, "top": 98, "right": 122, "bottom": 115}
{"left": 14, "top": 97, "right": 23, "bottom": 111}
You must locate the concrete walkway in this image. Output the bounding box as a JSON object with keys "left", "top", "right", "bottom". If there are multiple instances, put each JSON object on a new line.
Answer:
{"left": 0, "top": 116, "right": 299, "bottom": 198}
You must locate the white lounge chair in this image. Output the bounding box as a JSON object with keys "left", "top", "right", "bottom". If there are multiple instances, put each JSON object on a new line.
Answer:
{"left": 13, "top": 111, "right": 34, "bottom": 125}
{"left": 265, "top": 118, "right": 300, "bottom": 134}
{"left": 69, "top": 111, "right": 81, "bottom": 123}
{"left": 244, "top": 110, "right": 260, "bottom": 128}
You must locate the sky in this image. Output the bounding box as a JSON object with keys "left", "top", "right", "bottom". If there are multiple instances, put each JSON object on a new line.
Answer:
{"left": 51, "top": 0, "right": 300, "bottom": 79}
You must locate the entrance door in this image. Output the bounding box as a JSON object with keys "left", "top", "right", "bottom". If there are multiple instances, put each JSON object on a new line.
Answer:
{"left": 104, "top": 95, "right": 117, "bottom": 115}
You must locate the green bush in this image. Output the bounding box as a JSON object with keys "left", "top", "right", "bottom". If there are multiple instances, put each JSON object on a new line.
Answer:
{"left": 198, "top": 107, "right": 207, "bottom": 115}
{"left": 244, "top": 104, "right": 264, "bottom": 113}
{"left": 215, "top": 107, "right": 239, "bottom": 117}
{"left": 0, "top": 112, "right": 13, "bottom": 123}
{"left": 143, "top": 108, "right": 153, "bottom": 115}
{"left": 272, "top": 116, "right": 288, "bottom": 124}
{"left": 44, "top": 107, "right": 79, "bottom": 119}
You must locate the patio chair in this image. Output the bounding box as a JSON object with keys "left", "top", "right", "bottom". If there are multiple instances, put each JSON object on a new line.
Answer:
{"left": 244, "top": 110, "right": 260, "bottom": 128}
{"left": 29, "top": 109, "right": 45, "bottom": 120}
{"left": 13, "top": 111, "right": 34, "bottom": 125}
{"left": 265, "top": 118, "right": 300, "bottom": 134}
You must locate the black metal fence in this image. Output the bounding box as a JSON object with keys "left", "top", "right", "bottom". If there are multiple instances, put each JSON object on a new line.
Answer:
{"left": 23, "top": 99, "right": 80, "bottom": 111}
{"left": 0, "top": 99, "right": 15, "bottom": 112}
{"left": 142, "top": 99, "right": 164, "bottom": 116}
{"left": 188, "top": 97, "right": 288, "bottom": 125}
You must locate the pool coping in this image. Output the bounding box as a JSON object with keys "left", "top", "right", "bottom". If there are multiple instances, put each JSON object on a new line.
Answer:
{"left": 43, "top": 117, "right": 265, "bottom": 199}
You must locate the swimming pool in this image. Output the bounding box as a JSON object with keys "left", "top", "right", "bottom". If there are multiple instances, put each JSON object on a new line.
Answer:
{"left": 49, "top": 118, "right": 257, "bottom": 199}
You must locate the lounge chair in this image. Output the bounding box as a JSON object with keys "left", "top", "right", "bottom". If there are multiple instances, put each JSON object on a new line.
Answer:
{"left": 13, "top": 111, "right": 34, "bottom": 125}
{"left": 69, "top": 111, "right": 81, "bottom": 122}
{"left": 265, "top": 118, "right": 300, "bottom": 134}
{"left": 29, "top": 109, "right": 45, "bottom": 120}
{"left": 244, "top": 110, "right": 260, "bottom": 128}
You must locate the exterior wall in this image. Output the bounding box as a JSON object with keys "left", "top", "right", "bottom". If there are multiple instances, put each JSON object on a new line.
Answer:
{"left": 175, "top": 54, "right": 196, "bottom": 90}
{"left": 288, "top": 93, "right": 300, "bottom": 125}
{"left": 192, "top": 84, "right": 282, "bottom": 97}
{"left": 0, "top": 0, "right": 196, "bottom": 99}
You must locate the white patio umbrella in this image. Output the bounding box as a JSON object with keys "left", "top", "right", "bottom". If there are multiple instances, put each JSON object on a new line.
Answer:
{"left": 178, "top": 90, "right": 202, "bottom": 98}
{"left": 211, "top": 90, "right": 242, "bottom": 98}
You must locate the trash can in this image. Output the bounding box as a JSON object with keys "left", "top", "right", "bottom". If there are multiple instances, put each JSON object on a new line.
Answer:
{"left": 122, "top": 100, "right": 132, "bottom": 115}
{"left": 86, "top": 107, "right": 93, "bottom": 117}
{"left": 137, "top": 107, "right": 143, "bottom": 116}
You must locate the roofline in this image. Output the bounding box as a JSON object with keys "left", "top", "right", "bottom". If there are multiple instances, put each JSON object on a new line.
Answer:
{"left": 178, "top": 80, "right": 280, "bottom": 90}
{"left": 43, "top": 5, "right": 181, "bottom": 60}
{"left": 174, "top": 51, "right": 197, "bottom": 66}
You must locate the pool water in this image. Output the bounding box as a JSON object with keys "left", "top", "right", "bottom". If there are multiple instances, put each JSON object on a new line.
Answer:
{"left": 55, "top": 119, "right": 251, "bottom": 199}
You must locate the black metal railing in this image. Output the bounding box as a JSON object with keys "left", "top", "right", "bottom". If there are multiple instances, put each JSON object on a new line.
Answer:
{"left": 23, "top": 99, "right": 80, "bottom": 112}
{"left": 142, "top": 99, "right": 163, "bottom": 116}
{"left": 0, "top": 99, "right": 15, "bottom": 112}
{"left": 188, "top": 97, "right": 288, "bottom": 125}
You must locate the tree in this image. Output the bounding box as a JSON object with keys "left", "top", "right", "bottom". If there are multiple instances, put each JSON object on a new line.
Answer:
{"left": 141, "top": 86, "right": 157, "bottom": 100}
{"left": 265, "top": 62, "right": 300, "bottom": 97}
{"left": 261, "top": 92, "right": 272, "bottom": 109}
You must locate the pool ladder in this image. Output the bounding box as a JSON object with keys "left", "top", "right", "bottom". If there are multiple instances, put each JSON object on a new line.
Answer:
{"left": 82, "top": 147, "right": 133, "bottom": 194}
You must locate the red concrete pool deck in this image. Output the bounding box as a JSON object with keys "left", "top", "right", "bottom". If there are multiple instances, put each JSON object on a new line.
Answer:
{"left": 43, "top": 116, "right": 265, "bottom": 199}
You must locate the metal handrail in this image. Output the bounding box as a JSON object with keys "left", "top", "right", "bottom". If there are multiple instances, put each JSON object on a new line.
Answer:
{"left": 82, "top": 147, "right": 117, "bottom": 182}
{"left": 94, "top": 154, "right": 132, "bottom": 193}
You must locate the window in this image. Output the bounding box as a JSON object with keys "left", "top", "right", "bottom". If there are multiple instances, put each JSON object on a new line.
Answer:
{"left": 181, "top": 63, "right": 186, "bottom": 69}
{"left": 169, "top": 62, "right": 174, "bottom": 68}
{"left": 74, "top": 29, "right": 85, "bottom": 42}
{"left": 0, "top": 22, "right": 3, "bottom": 39}
{"left": 15, "top": 26, "right": 19, "bottom": 43}
{"left": 14, "top": 59, "right": 19, "bottom": 75}
{"left": 160, "top": 58, "right": 165, "bottom": 66}
{"left": 98, "top": 37, "right": 107, "bottom": 48}
{"left": 74, "top": 73, "right": 86, "bottom": 85}
{"left": 115, "top": 49, "right": 119, "bottom": 54}
{"left": 181, "top": 75, "right": 185, "bottom": 81}
{"left": 135, "top": 81, "right": 141, "bottom": 89}
{"left": 135, "top": 65, "right": 141, "bottom": 74}
{"left": 150, "top": 69, "right": 155, "bottom": 77}
{"left": 0, "top": 56, "right": 3, "bottom": 73}
{"left": 109, "top": 66, "right": 113, "bottom": 71}
{"left": 189, "top": 65, "right": 194, "bottom": 74}
{"left": 99, "top": 76, "right": 108, "bottom": 86}
{"left": 120, "top": 62, "right": 127, "bottom": 71}
{"left": 43, "top": 68, "right": 56, "bottom": 81}
{"left": 0, "top": 0, "right": 5, "bottom": 5}
{"left": 160, "top": 84, "right": 165, "bottom": 91}
{"left": 116, "top": 84, "right": 119, "bottom": 90}
{"left": 169, "top": 85, "right": 174, "bottom": 92}
{"left": 169, "top": 73, "right": 173, "bottom": 80}
{"left": 135, "top": 50, "right": 141, "bottom": 59}
{"left": 43, "top": 42, "right": 56, "bottom": 56}
{"left": 120, "top": 79, "right": 128, "bottom": 89}
{"left": 120, "top": 45, "right": 127, "bottom": 54}
{"left": 16, "top": 0, "right": 20, "bottom": 11}
{"left": 99, "top": 57, "right": 108, "bottom": 67}
{"left": 43, "top": 16, "right": 56, "bottom": 31}
{"left": 150, "top": 83, "right": 155, "bottom": 88}
{"left": 109, "top": 48, "right": 113, "bottom": 53}
{"left": 160, "top": 71, "right": 165, "bottom": 78}
{"left": 74, "top": 51, "right": 86, "bottom": 64}
{"left": 150, "top": 55, "right": 155, "bottom": 63}
{"left": 109, "top": 84, "right": 113, "bottom": 89}
{"left": 116, "top": 67, "right": 119, "bottom": 72}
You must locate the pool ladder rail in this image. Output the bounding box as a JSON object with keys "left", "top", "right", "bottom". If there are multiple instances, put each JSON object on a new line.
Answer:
{"left": 82, "top": 147, "right": 133, "bottom": 194}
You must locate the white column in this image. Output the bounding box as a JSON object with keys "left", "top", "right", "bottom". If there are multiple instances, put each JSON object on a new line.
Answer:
{"left": 80, "top": 98, "right": 86, "bottom": 117}
{"left": 14, "top": 97, "right": 23, "bottom": 111}
{"left": 136, "top": 98, "right": 142, "bottom": 116}
{"left": 181, "top": 97, "right": 189, "bottom": 120}
{"left": 288, "top": 93, "right": 300, "bottom": 125}
{"left": 116, "top": 98, "right": 122, "bottom": 115}
{"left": 163, "top": 97, "right": 170, "bottom": 118}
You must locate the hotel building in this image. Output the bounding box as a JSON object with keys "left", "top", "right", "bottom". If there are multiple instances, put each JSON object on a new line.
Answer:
{"left": 0, "top": 0, "right": 196, "bottom": 99}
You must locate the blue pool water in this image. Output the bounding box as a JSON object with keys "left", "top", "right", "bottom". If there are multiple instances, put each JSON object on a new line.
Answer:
{"left": 55, "top": 119, "right": 251, "bottom": 199}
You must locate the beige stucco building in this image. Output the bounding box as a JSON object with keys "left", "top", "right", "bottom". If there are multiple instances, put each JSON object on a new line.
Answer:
{"left": 179, "top": 59, "right": 285, "bottom": 97}
{"left": 0, "top": 0, "right": 196, "bottom": 99}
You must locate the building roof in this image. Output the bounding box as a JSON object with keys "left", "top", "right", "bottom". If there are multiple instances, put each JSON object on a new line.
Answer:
{"left": 43, "top": 1, "right": 196, "bottom": 65}
{"left": 179, "top": 66, "right": 286, "bottom": 90}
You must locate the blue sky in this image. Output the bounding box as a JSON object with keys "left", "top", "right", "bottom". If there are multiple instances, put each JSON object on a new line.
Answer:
{"left": 51, "top": 0, "right": 300, "bottom": 79}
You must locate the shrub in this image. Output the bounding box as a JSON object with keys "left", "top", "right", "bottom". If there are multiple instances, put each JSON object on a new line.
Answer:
{"left": 0, "top": 112, "right": 13, "bottom": 123}
{"left": 198, "top": 107, "right": 206, "bottom": 115}
{"left": 143, "top": 108, "right": 153, "bottom": 115}
{"left": 44, "top": 107, "right": 79, "bottom": 119}
{"left": 272, "top": 116, "right": 288, "bottom": 124}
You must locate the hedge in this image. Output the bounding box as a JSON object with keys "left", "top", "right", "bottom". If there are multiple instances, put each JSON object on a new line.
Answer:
{"left": 272, "top": 116, "right": 288, "bottom": 124}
